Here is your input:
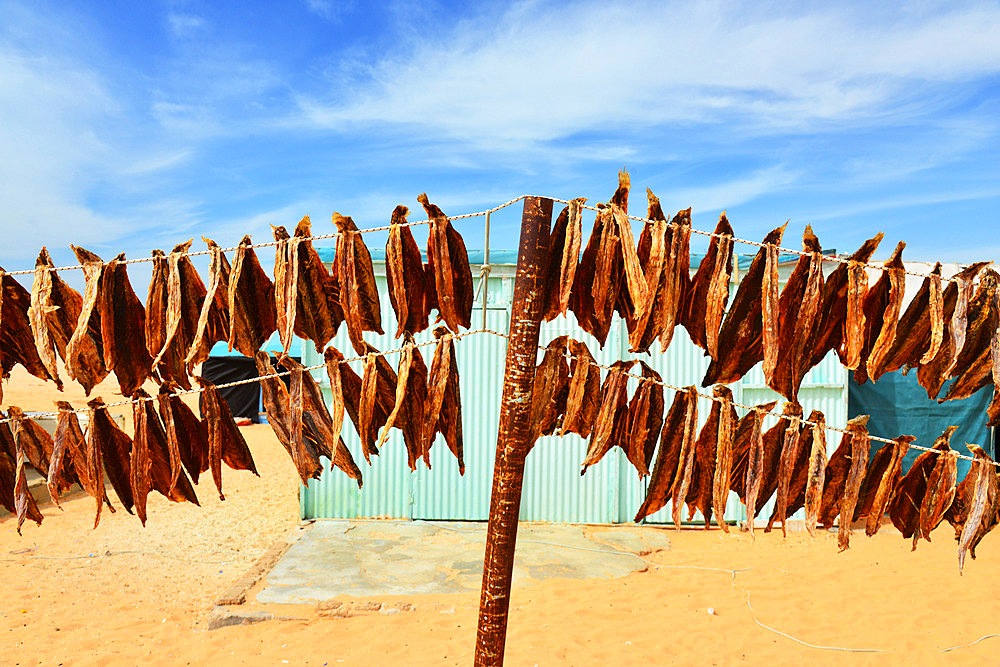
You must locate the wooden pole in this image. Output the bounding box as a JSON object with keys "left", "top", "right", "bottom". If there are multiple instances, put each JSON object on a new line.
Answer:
{"left": 474, "top": 196, "right": 552, "bottom": 666}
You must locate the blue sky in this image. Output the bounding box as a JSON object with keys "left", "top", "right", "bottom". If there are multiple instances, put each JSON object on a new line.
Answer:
{"left": 2, "top": 0, "right": 999, "bottom": 279}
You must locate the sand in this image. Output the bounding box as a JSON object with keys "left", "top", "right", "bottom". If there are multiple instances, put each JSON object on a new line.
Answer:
{"left": 2, "top": 365, "right": 998, "bottom": 666}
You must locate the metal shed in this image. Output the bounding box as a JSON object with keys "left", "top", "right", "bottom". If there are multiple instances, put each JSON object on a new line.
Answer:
{"left": 294, "top": 247, "right": 850, "bottom": 525}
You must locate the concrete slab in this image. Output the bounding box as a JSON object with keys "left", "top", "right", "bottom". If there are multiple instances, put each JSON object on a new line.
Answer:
{"left": 256, "top": 520, "right": 671, "bottom": 604}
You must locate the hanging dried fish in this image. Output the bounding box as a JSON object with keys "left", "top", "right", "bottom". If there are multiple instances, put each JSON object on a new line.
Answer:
{"left": 255, "top": 352, "right": 322, "bottom": 483}
{"left": 768, "top": 229, "right": 825, "bottom": 402}
{"left": 838, "top": 417, "right": 870, "bottom": 550}
{"left": 817, "top": 426, "right": 856, "bottom": 528}
{"left": 958, "top": 445, "right": 999, "bottom": 573}
{"left": 740, "top": 405, "right": 770, "bottom": 537}
{"left": 528, "top": 336, "right": 570, "bottom": 447}
{"left": 1, "top": 269, "right": 55, "bottom": 397}
{"left": 624, "top": 362, "right": 664, "bottom": 478}
{"left": 130, "top": 391, "right": 153, "bottom": 526}
{"left": 424, "top": 327, "right": 464, "bottom": 474}
{"left": 574, "top": 205, "right": 620, "bottom": 345}
{"left": 197, "top": 376, "right": 259, "bottom": 500}
{"left": 709, "top": 386, "right": 738, "bottom": 531}
{"left": 48, "top": 402, "right": 86, "bottom": 508}
{"left": 291, "top": 216, "right": 345, "bottom": 352}
{"left": 913, "top": 448, "right": 958, "bottom": 550}
{"left": 627, "top": 191, "right": 669, "bottom": 352}
{"left": 157, "top": 382, "right": 209, "bottom": 486}
{"left": 137, "top": 390, "right": 198, "bottom": 507}
{"left": 806, "top": 233, "right": 884, "bottom": 371}
{"left": 917, "top": 262, "right": 990, "bottom": 399}
{"left": 939, "top": 270, "right": 1000, "bottom": 402}
{"left": 87, "top": 397, "right": 135, "bottom": 518}
{"left": 767, "top": 410, "right": 821, "bottom": 531}
{"left": 889, "top": 427, "right": 955, "bottom": 539}
{"left": 685, "top": 385, "right": 727, "bottom": 526}
{"left": 682, "top": 213, "right": 735, "bottom": 357}
{"left": 152, "top": 241, "right": 206, "bottom": 389}
{"left": 7, "top": 406, "right": 54, "bottom": 479}
{"left": 386, "top": 206, "right": 430, "bottom": 336}
{"left": 581, "top": 360, "right": 635, "bottom": 473}
{"left": 378, "top": 334, "right": 429, "bottom": 470}
{"left": 840, "top": 261, "right": 869, "bottom": 371}
{"left": 668, "top": 386, "right": 700, "bottom": 529}
{"left": 559, "top": 338, "right": 601, "bottom": 439}
{"left": 703, "top": 223, "right": 788, "bottom": 387}
{"left": 65, "top": 247, "right": 110, "bottom": 394}
{"left": 29, "top": 248, "right": 82, "bottom": 391}
{"left": 99, "top": 253, "right": 153, "bottom": 396}
{"left": 864, "top": 243, "right": 907, "bottom": 382}
{"left": 634, "top": 387, "right": 695, "bottom": 522}
{"left": 855, "top": 435, "right": 914, "bottom": 536}
{"left": 281, "top": 354, "right": 362, "bottom": 487}
{"left": 754, "top": 402, "right": 803, "bottom": 518}
{"left": 803, "top": 413, "right": 828, "bottom": 537}
{"left": 419, "top": 194, "right": 474, "bottom": 333}
{"left": 0, "top": 415, "right": 43, "bottom": 527}
{"left": 334, "top": 213, "right": 384, "bottom": 352}
{"left": 765, "top": 405, "right": 804, "bottom": 536}
{"left": 228, "top": 235, "right": 277, "bottom": 357}
{"left": 146, "top": 249, "right": 187, "bottom": 388}
{"left": 729, "top": 401, "right": 778, "bottom": 501}
{"left": 186, "top": 238, "right": 231, "bottom": 369}
{"left": 868, "top": 263, "right": 942, "bottom": 378}
{"left": 656, "top": 208, "right": 692, "bottom": 354}
{"left": 12, "top": 424, "right": 42, "bottom": 533}
{"left": 323, "top": 347, "right": 347, "bottom": 456}
{"left": 342, "top": 344, "right": 398, "bottom": 462}
{"left": 761, "top": 240, "right": 781, "bottom": 387}
{"left": 543, "top": 199, "right": 585, "bottom": 321}
{"left": 273, "top": 225, "right": 296, "bottom": 353}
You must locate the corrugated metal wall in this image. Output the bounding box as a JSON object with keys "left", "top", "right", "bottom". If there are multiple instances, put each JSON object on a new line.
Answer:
{"left": 299, "top": 257, "right": 848, "bottom": 525}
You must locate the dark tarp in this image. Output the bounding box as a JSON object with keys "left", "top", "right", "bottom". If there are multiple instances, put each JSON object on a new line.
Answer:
{"left": 849, "top": 369, "right": 995, "bottom": 480}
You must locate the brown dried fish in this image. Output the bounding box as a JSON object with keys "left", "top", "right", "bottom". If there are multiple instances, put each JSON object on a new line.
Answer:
{"left": 197, "top": 376, "right": 259, "bottom": 500}
{"left": 334, "top": 213, "right": 384, "bottom": 352}
{"left": 817, "top": 429, "right": 854, "bottom": 528}
{"left": 741, "top": 406, "right": 769, "bottom": 537}
{"left": 1, "top": 269, "right": 55, "bottom": 396}
{"left": 7, "top": 406, "right": 54, "bottom": 479}
{"left": 840, "top": 261, "right": 870, "bottom": 371}
{"left": 87, "top": 397, "right": 135, "bottom": 517}
{"left": 281, "top": 354, "right": 362, "bottom": 486}
{"left": 755, "top": 402, "right": 803, "bottom": 519}
{"left": 559, "top": 338, "right": 601, "bottom": 439}
{"left": 709, "top": 386, "right": 738, "bottom": 531}
{"left": 291, "top": 216, "right": 344, "bottom": 352}
{"left": 66, "top": 247, "right": 111, "bottom": 394}
{"left": 683, "top": 214, "right": 735, "bottom": 357}
{"left": 581, "top": 360, "right": 636, "bottom": 473}
{"left": 669, "top": 387, "right": 700, "bottom": 529}
{"left": 864, "top": 243, "right": 907, "bottom": 382}
{"left": 838, "top": 416, "right": 871, "bottom": 550}
{"left": 135, "top": 391, "right": 198, "bottom": 507}
{"left": 378, "top": 334, "right": 429, "bottom": 470}
{"left": 386, "top": 206, "right": 429, "bottom": 336}
{"left": 48, "top": 402, "right": 86, "bottom": 508}
{"left": 803, "top": 413, "right": 828, "bottom": 537}
{"left": 100, "top": 253, "right": 153, "bottom": 396}
{"left": 685, "top": 386, "right": 726, "bottom": 526}
{"left": 761, "top": 240, "right": 781, "bottom": 387}
{"left": 703, "top": 223, "right": 788, "bottom": 386}
{"left": 634, "top": 387, "right": 695, "bottom": 522}
{"left": 939, "top": 270, "right": 1000, "bottom": 402}
{"left": 657, "top": 208, "right": 692, "bottom": 353}
{"left": 186, "top": 238, "right": 231, "bottom": 369}
{"left": 12, "top": 424, "right": 42, "bottom": 533}
{"left": 346, "top": 344, "right": 399, "bottom": 462}
{"left": 152, "top": 241, "right": 206, "bottom": 389}
{"left": 766, "top": 406, "right": 804, "bottom": 536}
{"left": 627, "top": 191, "right": 670, "bottom": 352}
{"left": 868, "top": 263, "right": 942, "bottom": 378}
{"left": 424, "top": 327, "right": 464, "bottom": 474}
{"left": 958, "top": 445, "right": 999, "bottom": 573}
{"left": 889, "top": 427, "right": 955, "bottom": 539}
{"left": 612, "top": 205, "right": 648, "bottom": 323}
{"left": 544, "top": 199, "right": 585, "bottom": 321}
{"left": 273, "top": 225, "right": 296, "bottom": 353}
{"left": 806, "top": 233, "right": 884, "bottom": 371}
{"left": 323, "top": 347, "right": 347, "bottom": 457}
{"left": 769, "top": 229, "right": 825, "bottom": 402}
{"left": 157, "top": 382, "right": 209, "bottom": 486}
{"left": 228, "top": 235, "right": 277, "bottom": 357}
{"left": 913, "top": 448, "right": 958, "bottom": 550}
{"left": 130, "top": 391, "right": 153, "bottom": 526}
{"left": 528, "top": 336, "right": 570, "bottom": 447}
{"left": 857, "top": 435, "right": 914, "bottom": 536}
{"left": 419, "top": 194, "right": 474, "bottom": 333}
{"left": 624, "top": 362, "right": 664, "bottom": 478}
{"left": 729, "top": 401, "right": 778, "bottom": 501}
{"left": 575, "top": 206, "right": 620, "bottom": 345}
{"left": 146, "top": 249, "right": 187, "bottom": 388}
{"left": 0, "top": 415, "right": 43, "bottom": 527}
{"left": 29, "top": 248, "right": 82, "bottom": 391}
{"left": 255, "top": 351, "right": 323, "bottom": 483}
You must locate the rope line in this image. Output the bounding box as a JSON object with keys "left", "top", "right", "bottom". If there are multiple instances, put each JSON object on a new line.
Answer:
{"left": 0, "top": 328, "right": 494, "bottom": 425}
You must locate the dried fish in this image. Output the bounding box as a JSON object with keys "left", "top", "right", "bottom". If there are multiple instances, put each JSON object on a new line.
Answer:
{"left": 528, "top": 336, "right": 570, "bottom": 447}
{"left": 838, "top": 417, "right": 870, "bottom": 550}
{"left": 668, "top": 387, "right": 700, "bottom": 529}
{"left": 741, "top": 406, "right": 769, "bottom": 537}
{"left": 0, "top": 415, "right": 43, "bottom": 526}
{"left": 755, "top": 402, "right": 803, "bottom": 518}
{"left": 228, "top": 235, "right": 277, "bottom": 357}
{"left": 30, "top": 248, "right": 82, "bottom": 390}
{"left": 146, "top": 249, "right": 187, "bottom": 388}
{"left": 581, "top": 360, "right": 636, "bottom": 473}
{"left": 153, "top": 241, "right": 206, "bottom": 389}
{"left": 48, "top": 402, "right": 87, "bottom": 508}
{"left": 255, "top": 352, "right": 323, "bottom": 483}
{"left": 8, "top": 406, "right": 54, "bottom": 478}
{"left": 378, "top": 334, "right": 429, "bottom": 470}
{"left": 761, "top": 240, "right": 781, "bottom": 387}
{"left": 1, "top": 268, "right": 55, "bottom": 397}
{"left": 130, "top": 391, "right": 153, "bottom": 526}
{"left": 334, "top": 213, "right": 384, "bottom": 352}
{"left": 869, "top": 263, "right": 942, "bottom": 378}
{"left": 709, "top": 386, "right": 738, "bottom": 532}
{"left": 889, "top": 427, "right": 955, "bottom": 539}
{"left": 291, "top": 216, "right": 344, "bottom": 351}
{"left": 913, "top": 448, "right": 958, "bottom": 550}
{"left": 939, "top": 270, "right": 1000, "bottom": 402}
{"left": 386, "top": 206, "right": 429, "bottom": 336}
{"left": 840, "top": 261, "right": 869, "bottom": 371}
{"left": 624, "top": 362, "right": 664, "bottom": 478}
{"left": 87, "top": 397, "right": 135, "bottom": 517}
{"left": 12, "top": 424, "right": 42, "bottom": 533}
{"left": 323, "top": 347, "right": 347, "bottom": 459}
{"left": 856, "top": 435, "right": 914, "bottom": 536}
{"left": 730, "top": 401, "right": 778, "bottom": 501}
{"left": 559, "top": 338, "right": 601, "bottom": 439}
{"left": 186, "top": 238, "right": 231, "bottom": 369}
{"left": 136, "top": 390, "right": 198, "bottom": 507}
{"left": 544, "top": 199, "right": 585, "bottom": 321}
{"left": 100, "top": 253, "right": 153, "bottom": 396}
{"left": 703, "top": 223, "right": 788, "bottom": 386}
{"left": 766, "top": 406, "right": 804, "bottom": 536}
{"left": 65, "top": 247, "right": 110, "bottom": 394}
{"left": 627, "top": 191, "right": 669, "bottom": 352}
{"left": 273, "top": 226, "right": 296, "bottom": 353}
{"left": 419, "top": 194, "right": 474, "bottom": 333}
{"left": 424, "top": 327, "right": 464, "bottom": 474}
{"left": 157, "top": 382, "right": 209, "bottom": 486}
{"left": 197, "top": 376, "right": 259, "bottom": 500}
{"left": 803, "top": 413, "right": 828, "bottom": 537}
{"left": 864, "top": 243, "right": 907, "bottom": 382}
{"left": 634, "top": 387, "right": 695, "bottom": 522}
{"left": 657, "top": 208, "right": 691, "bottom": 353}
{"left": 958, "top": 445, "right": 999, "bottom": 573}
{"left": 683, "top": 214, "right": 735, "bottom": 357}
{"left": 685, "top": 386, "right": 726, "bottom": 526}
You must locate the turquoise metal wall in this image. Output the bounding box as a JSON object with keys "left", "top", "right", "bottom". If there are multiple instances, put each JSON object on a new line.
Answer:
{"left": 298, "top": 256, "right": 849, "bottom": 525}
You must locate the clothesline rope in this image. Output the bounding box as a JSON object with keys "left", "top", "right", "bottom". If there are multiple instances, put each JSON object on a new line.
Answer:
{"left": 0, "top": 328, "right": 494, "bottom": 426}
{"left": 1, "top": 193, "right": 973, "bottom": 288}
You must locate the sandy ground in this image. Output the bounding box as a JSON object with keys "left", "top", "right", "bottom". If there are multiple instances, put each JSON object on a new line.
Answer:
{"left": 2, "top": 366, "right": 1000, "bottom": 666}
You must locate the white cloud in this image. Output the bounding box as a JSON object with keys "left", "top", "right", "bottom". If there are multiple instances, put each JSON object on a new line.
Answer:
{"left": 167, "top": 12, "right": 206, "bottom": 38}
{"left": 298, "top": 2, "right": 1000, "bottom": 145}
{"left": 659, "top": 166, "right": 801, "bottom": 213}
{"left": 303, "top": 0, "right": 347, "bottom": 21}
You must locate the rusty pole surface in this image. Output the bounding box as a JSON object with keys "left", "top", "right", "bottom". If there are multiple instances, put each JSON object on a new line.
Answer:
{"left": 473, "top": 196, "right": 553, "bottom": 666}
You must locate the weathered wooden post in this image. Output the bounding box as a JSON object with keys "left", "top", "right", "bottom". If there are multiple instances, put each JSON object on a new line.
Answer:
{"left": 474, "top": 197, "right": 552, "bottom": 666}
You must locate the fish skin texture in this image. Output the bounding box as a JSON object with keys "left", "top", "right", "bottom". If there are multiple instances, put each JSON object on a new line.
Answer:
{"left": 869, "top": 263, "right": 942, "bottom": 377}
{"left": 765, "top": 405, "right": 804, "bottom": 536}
{"left": 528, "top": 336, "right": 571, "bottom": 449}
{"left": 196, "top": 376, "right": 259, "bottom": 501}
{"left": 543, "top": 199, "right": 585, "bottom": 322}
{"left": 334, "top": 213, "right": 384, "bottom": 353}
{"left": 634, "top": 386, "right": 695, "bottom": 523}
{"left": 378, "top": 335, "right": 429, "bottom": 470}
{"left": 709, "top": 386, "right": 738, "bottom": 532}
{"left": 889, "top": 427, "right": 956, "bottom": 539}
{"left": 424, "top": 327, "right": 465, "bottom": 474}
{"left": 185, "top": 238, "right": 231, "bottom": 369}
{"left": 418, "top": 195, "right": 473, "bottom": 333}
{"left": 581, "top": 360, "right": 636, "bottom": 473}
{"left": 30, "top": 247, "right": 82, "bottom": 391}
{"left": 625, "top": 361, "right": 664, "bottom": 478}
{"left": 1, "top": 267, "right": 56, "bottom": 399}
{"left": 100, "top": 253, "right": 153, "bottom": 397}
{"left": 803, "top": 413, "right": 829, "bottom": 537}
{"left": 0, "top": 414, "right": 43, "bottom": 526}
{"left": 559, "top": 338, "right": 601, "bottom": 440}
{"left": 386, "top": 206, "right": 430, "bottom": 337}
{"left": 668, "top": 387, "right": 700, "bottom": 530}
{"left": 87, "top": 397, "right": 135, "bottom": 517}
{"left": 682, "top": 214, "right": 735, "bottom": 358}
{"left": 227, "top": 236, "right": 278, "bottom": 358}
